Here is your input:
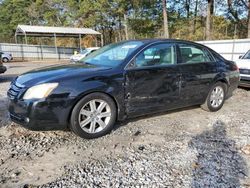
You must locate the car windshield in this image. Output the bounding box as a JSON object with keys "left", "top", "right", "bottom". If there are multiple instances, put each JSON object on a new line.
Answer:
{"left": 242, "top": 50, "right": 250, "bottom": 59}
{"left": 81, "top": 41, "right": 144, "bottom": 67}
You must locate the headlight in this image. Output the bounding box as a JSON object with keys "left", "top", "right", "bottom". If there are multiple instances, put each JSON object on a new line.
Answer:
{"left": 23, "top": 83, "right": 58, "bottom": 100}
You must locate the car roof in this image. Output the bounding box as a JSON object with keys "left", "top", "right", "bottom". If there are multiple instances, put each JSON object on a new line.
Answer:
{"left": 120, "top": 39, "right": 225, "bottom": 61}
{"left": 121, "top": 39, "right": 208, "bottom": 48}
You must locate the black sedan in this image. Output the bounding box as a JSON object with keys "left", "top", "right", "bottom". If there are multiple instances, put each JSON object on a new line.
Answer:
{"left": 8, "top": 39, "right": 240, "bottom": 139}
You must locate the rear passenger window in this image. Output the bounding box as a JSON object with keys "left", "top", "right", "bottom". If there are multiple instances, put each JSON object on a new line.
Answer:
{"left": 179, "top": 45, "right": 213, "bottom": 64}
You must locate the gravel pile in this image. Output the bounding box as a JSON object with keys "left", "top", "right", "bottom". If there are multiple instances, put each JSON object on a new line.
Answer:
{"left": 37, "top": 120, "right": 249, "bottom": 188}
{"left": 0, "top": 96, "right": 9, "bottom": 127}
{"left": 40, "top": 143, "right": 195, "bottom": 188}
{"left": 0, "top": 128, "right": 71, "bottom": 159}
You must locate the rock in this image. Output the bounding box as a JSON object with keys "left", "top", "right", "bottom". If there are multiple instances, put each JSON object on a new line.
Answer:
{"left": 133, "top": 131, "right": 141, "bottom": 136}
{"left": 138, "top": 145, "right": 145, "bottom": 151}
{"left": 241, "top": 145, "right": 250, "bottom": 155}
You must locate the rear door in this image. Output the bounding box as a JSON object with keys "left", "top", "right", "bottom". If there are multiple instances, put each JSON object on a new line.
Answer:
{"left": 124, "top": 43, "right": 182, "bottom": 117}
{"left": 177, "top": 43, "right": 217, "bottom": 105}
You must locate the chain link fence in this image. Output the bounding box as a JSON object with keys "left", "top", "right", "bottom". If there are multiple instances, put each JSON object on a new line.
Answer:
{"left": 0, "top": 43, "right": 78, "bottom": 61}
{"left": 1, "top": 39, "right": 250, "bottom": 62}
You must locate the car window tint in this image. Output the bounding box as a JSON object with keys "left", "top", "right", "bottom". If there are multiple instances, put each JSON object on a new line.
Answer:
{"left": 135, "top": 44, "right": 176, "bottom": 68}
{"left": 179, "top": 45, "right": 212, "bottom": 64}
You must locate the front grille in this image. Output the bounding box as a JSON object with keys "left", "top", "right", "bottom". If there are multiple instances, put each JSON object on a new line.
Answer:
{"left": 239, "top": 68, "right": 250, "bottom": 75}
{"left": 7, "top": 82, "right": 24, "bottom": 99}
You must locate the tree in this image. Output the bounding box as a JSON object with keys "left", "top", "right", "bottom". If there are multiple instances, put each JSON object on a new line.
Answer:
{"left": 227, "top": 0, "right": 248, "bottom": 38}
{"left": 0, "top": 0, "right": 250, "bottom": 44}
{"left": 248, "top": 0, "right": 250, "bottom": 38}
{"left": 206, "top": 0, "right": 214, "bottom": 40}
{"left": 162, "top": 0, "right": 169, "bottom": 38}
{"left": 239, "top": 0, "right": 250, "bottom": 38}
{"left": 193, "top": 0, "right": 199, "bottom": 35}
{"left": 0, "top": 0, "right": 33, "bottom": 43}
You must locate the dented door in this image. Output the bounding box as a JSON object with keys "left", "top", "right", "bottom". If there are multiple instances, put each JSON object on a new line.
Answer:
{"left": 124, "top": 65, "right": 181, "bottom": 117}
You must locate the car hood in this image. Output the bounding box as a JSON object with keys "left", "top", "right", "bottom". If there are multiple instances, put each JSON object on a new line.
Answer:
{"left": 235, "top": 59, "right": 250, "bottom": 69}
{"left": 15, "top": 63, "right": 111, "bottom": 87}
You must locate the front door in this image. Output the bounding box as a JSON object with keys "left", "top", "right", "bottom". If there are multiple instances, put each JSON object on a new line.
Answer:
{"left": 124, "top": 43, "right": 181, "bottom": 117}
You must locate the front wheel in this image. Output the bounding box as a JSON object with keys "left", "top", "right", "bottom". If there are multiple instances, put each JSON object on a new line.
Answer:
{"left": 70, "top": 93, "right": 117, "bottom": 139}
{"left": 201, "top": 82, "right": 227, "bottom": 112}
{"left": 2, "top": 57, "right": 9, "bottom": 63}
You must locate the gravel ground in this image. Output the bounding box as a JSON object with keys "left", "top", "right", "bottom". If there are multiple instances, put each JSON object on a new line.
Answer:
{"left": 0, "top": 62, "right": 250, "bottom": 188}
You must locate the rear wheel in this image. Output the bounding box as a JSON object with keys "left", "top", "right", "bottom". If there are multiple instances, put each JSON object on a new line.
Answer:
{"left": 201, "top": 82, "right": 227, "bottom": 112}
{"left": 70, "top": 93, "right": 117, "bottom": 139}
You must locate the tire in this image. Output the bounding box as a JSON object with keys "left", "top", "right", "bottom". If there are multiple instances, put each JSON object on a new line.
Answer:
{"left": 2, "top": 57, "right": 9, "bottom": 63}
{"left": 201, "top": 82, "right": 227, "bottom": 112}
{"left": 70, "top": 93, "right": 117, "bottom": 139}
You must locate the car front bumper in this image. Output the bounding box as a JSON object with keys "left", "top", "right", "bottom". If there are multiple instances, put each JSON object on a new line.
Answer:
{"left": 8, "top": 97, "right": 76, "bottom": 131}
{"left": 239, "top": 75, "right": 250, "bottom": 87}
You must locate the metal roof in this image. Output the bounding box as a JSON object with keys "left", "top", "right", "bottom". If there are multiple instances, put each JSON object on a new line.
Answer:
{"left": 16, "top": 25, "right": 101, "bottom": 37}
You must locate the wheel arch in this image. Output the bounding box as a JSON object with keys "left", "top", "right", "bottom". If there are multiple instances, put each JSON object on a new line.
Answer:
{"left": 213, "top": 73, "right": 229, "bottom": 92}
{"left": 202, "top": 76, "right": 229, "bottom": 104}
{"left": 67, "top": 91, "right": 121, "bottom": 127}
{"left": 214, "top": 78, "right": 229, "bottom": 92}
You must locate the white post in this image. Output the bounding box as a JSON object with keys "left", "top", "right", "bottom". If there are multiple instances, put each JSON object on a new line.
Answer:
{"left": 79, "top": 34, "right": 82, "bottom": 51}
{"left": 101, "top": 34, "right": 104, "bottom": 47}
{"left": 15, "top": 32, "right": 18, "bottom": 44}
{"left": 54, "top": 33, "right": 59, "bottom": 59}
{"left": 24, "top": 32, "right": 28, "bottom": 45}
{"left": 231, "top": 40, "right": 235, "bottom": 61}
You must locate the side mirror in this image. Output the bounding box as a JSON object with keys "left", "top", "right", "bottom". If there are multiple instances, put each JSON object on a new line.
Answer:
{"left": 239, "top": 55, "right": 242, "bottom": 59}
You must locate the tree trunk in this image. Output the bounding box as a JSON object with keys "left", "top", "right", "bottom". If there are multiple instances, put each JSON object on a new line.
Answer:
{"left": 185, "top": 0, "right": 191, "bottom": 18}
{"left": 205, "top": 0, "right": 213, "bottom": 40}
{"left": 162, "top": 0, "right": 169, "bottom": 38}
{"left": 118, "top": 16, "right": 122, "bottom": 41}
{"left": 124, "top": 13, "right": 129, "bottom": 40}
{"left": 192, "top": 0, "right": 199, "bottom": 35}
{"left": 248, "top": 0, "right": 250, "bottom": 38}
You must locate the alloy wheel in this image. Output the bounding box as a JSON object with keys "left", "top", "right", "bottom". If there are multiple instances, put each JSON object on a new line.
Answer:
{"left": 210, "top": 86, "right": 224, "bottom": 108}
{"left": 78, "top": 99, "right": 111, "bottom": 134}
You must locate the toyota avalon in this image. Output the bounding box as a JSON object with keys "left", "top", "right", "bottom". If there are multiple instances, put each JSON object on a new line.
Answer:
{"left": 8, "top": 39, "right": 240, "bottom": 139}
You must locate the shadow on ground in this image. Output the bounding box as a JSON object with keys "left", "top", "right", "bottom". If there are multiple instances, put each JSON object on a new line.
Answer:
{"left": 189, "top": 120, "right": 248, "bottom": 187}
{"left": 114, "top": 105, "right": 199, "bottom": 131}
{"left": 239, "top": 86, "right": 250, "bottom": 91}
{"left": 0, "top": 74, "right": 17, "bottom": 83}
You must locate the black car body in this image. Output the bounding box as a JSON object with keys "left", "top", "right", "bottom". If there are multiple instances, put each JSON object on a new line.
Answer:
{"left": 8, "top": 39, "right": 239, "bottom": 138}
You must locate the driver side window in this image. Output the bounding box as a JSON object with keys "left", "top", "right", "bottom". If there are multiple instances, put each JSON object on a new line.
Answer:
{"left": 135, "top": 44, "right": 176, "bottom": 68}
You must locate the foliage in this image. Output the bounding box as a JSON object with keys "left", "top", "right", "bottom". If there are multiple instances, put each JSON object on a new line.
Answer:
{"left": 0, "top": 0, "right": 249, "bottom": 46}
